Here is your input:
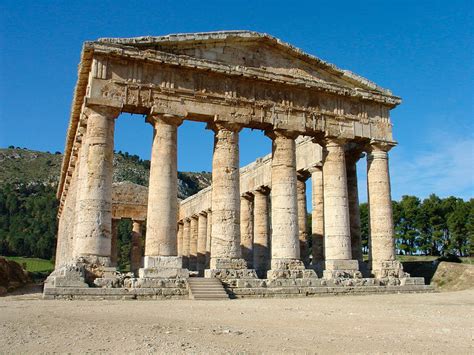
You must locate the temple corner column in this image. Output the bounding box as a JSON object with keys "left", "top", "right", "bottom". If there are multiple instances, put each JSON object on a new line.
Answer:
{"left": 367, "top": 140, "right": 405, "bottom": 280}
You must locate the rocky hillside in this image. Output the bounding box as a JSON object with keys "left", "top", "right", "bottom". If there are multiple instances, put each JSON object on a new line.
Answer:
{"left": 0, "top": 147, "right": 211, "bottom": 199}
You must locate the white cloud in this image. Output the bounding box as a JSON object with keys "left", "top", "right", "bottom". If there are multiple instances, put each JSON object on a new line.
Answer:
{"left": 389, "top": 137, "right": 474, "bottom": 200}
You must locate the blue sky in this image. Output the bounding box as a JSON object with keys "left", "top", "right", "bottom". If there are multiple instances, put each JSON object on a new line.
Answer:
{"left": 1, "top": 0, "right": 473, "bottom": 203}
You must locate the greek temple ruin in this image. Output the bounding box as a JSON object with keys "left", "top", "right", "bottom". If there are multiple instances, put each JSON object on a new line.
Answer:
{"left": 44, "top": 31, "right": 429, "bottom": 299}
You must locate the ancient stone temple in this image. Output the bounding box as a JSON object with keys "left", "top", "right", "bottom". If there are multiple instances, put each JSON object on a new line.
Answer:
{"left": 44, "top": 31, "right": 429, "bottom": 299}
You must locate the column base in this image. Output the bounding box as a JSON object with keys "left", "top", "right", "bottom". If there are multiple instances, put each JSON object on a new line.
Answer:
{"left": 205, "top": 258, "right": 258, "bottom": 280}
{"left": 323, "top": 259, "right": 362, "bottom": 279}
{"left": 139, "top": 256, "right": 189, "bottom": 279}
{"left": 267, "top": 259, "right": 318, "bottom": 280}
{"left": 371, "top": 260, "right": 406, "bottom": 279}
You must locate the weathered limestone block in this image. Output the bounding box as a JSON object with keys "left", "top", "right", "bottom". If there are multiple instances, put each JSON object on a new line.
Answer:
{"left": 44, "top": 264, "right": 88, "bottom": 288}
{"left": 205, "top": 268, "right": 258, "bottom": 280}
{"left": 124, "top": 278, "right": 187, "bottom": 289}
{"left": 144, "top": 114, "right": 182, "bottom": 268}
{"left": 196, "top": 212, "right": 207, "bottom": 274}
{"left": 73, "top": 105, "right": 119, "bottom": 265}
{"left": 253, "top": 187, "right": 270, "bottom": 278}
{"left": 367, "top": 142, "right": 405, "bottom": 279}
{"left": 240, "top": 194, "right": 254, "bottom": 268}
{"left": 139, "top": 256, "right": 189, "bottom": 278}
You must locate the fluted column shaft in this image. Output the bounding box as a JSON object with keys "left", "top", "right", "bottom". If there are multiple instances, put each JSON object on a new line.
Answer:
{"left": 253, "top": 188, "right": 270, "bottom": 277}
{"left": 210, "top": 123, "right": 242, "bottom": 269}
{"left": 130, "top": 220, "right": 143, "bottom": 274}
{"left": 297, "top": 174, "right": 309, "bottom": 265}
{"left": 74, "top": 105, "right": 119, "bottom": 263}
{"left": 240, "top": 194, "right": 254, "bottom": 268}
{"left": 197, "top": 212, "right": 208, "bottom": 274}
{"left": 269, "top": 131, "right": 300, "bottom": 266}
{"left": 310, "top": 165, "right": 324, "bottom": 264}
{"left": 323, "top": 139, "right": 352, "bottom": 260}
{"left": 346, "top": 153, "right": 363, "bottom": 262}
{"left": 189, "top": 216, "right": 198, "bottom": 270}
{"left": 144, "top": 115, "right": 182, "bottom": 265}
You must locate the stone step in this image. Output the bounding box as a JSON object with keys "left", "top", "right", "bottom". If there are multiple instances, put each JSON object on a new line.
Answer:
{"left": 188, "top": 277, "right": 229, "bottom": 300}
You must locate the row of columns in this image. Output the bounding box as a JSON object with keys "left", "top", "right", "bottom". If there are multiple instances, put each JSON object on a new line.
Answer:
{"left": 72, "top": 104, "right": 398, "bottom": 280}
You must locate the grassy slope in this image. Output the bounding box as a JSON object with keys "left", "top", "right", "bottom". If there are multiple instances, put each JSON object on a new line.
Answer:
{"left": 4, "top": 256, "right": 55, "bottom": 273}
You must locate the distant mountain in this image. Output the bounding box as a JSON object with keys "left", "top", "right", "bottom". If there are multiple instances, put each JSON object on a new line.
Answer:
{"left": 0, "top": 147, "right": 211, "bottom": 199}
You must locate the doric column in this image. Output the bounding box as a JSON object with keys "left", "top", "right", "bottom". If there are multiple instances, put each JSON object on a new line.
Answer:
{"left": 144, "top": 113, "right": 182, "bottom": 270}
{"left": 205, "top": 210, "right": 212, "bottom": 269}
{"left": 322, "top": 138, "right": 359, "bottom": 278}
{"left": 345, "top": 148, "right": 363, "bottom": 262}
{"left": 182, "top": 218, "right": 191, "bottom": 269}
{"left": 177, "top": 221, "right": 184, "bottom": 257}
{"left": 209, "top": 123, "right": 244, "bottom": 270}
{"left": 297, "top": 172, "right": 310, "bottom": 266}
{"left": 240, "top": 193, "right": 254, "bottom": 268}
{"left": 189, "top": 216, "right": 198, "bottom": 271}
{"left": 253, "top": 187, "right": 270, "bottom": 278}
{"left": 309, "top": 165, "right": 324, "bottom": 265}
{"left": 197, "top": 212, "right": 208, "bottom": 275}
{"left": 267, "top": 130, "right": 311, "bottom": 279}
{"left": 110, "top": 219, "right": 119, "bottom": 267}
{"left": 73, "top": 105, "right": 119, "bottom": 266}
{"left": 367, "top": 141, "right": 404, "bottom": 278}
{"left": 130, "top": 220, "right": 143, "bottom": 275}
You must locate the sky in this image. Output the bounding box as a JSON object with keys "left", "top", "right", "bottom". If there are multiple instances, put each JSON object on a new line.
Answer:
{"left": 1, "top": 0, "right": 473, "bottom": 203}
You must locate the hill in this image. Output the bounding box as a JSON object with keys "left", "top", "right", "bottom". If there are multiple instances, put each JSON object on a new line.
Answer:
{"left": 0, "top": 147, "right": 211, "bottom": 199}
{"left": 0, "top": 147, "right": 211, "bottom": 263}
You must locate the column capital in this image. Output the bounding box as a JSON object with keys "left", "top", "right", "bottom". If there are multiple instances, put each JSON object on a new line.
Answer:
{"left": 207, "top": 121, "right": 242, "bottom": 133}
{"left": 254, "top": 185, "right": 271, "bottom": 195}
{"left": 146, "top": 112, "right": 183, "bottom": 127}
{"left": 322, "top": 136, "right": 347, "bottom": 148}
{"left": 84, "top": 104, "right": 121, "bottom": 119}
{"left": 308, "top": 164, "right": 323, "bottom": 174}
{"left": 199, "top": 211, "right": 208, "bottom": 217}
{"left": 297, "top": 170, "right": 311, "bottom": 181}
{"left": 367, "top": 139, "right": 396, "bottom": 153}
{"left": 265, "top": 129, "right": 299, "bottom": 141}
{"left": 177, "top": 220, "right": 184, "bottom": 225}
{"left": 241, "top": 192, "right": 254, "bottom": 200}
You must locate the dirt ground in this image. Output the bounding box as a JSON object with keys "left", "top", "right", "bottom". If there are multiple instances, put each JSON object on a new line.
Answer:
{"left": 1, "top": 289, "right": 472, "bottom": 354}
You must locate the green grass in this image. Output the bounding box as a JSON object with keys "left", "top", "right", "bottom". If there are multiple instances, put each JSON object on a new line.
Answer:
{"left": 3, "top": 256, "right": 54, "bottom": 273}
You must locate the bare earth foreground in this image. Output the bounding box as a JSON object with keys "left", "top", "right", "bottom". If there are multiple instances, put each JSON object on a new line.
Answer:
{"left": 1, "top": 290, "right": 473, "bottom": 354}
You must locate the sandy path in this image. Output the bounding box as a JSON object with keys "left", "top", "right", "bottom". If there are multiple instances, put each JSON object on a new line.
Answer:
{"left": 1, "top": 290, "right": 473, "bottom": 354}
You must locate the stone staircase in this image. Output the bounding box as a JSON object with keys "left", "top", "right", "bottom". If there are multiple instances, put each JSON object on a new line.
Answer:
{"left": 188, "top": 277, "right": 229, "bottom": 300}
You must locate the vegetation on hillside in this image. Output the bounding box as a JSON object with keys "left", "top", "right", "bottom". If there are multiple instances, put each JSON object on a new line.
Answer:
{"left": 359, "top": 195, "right": 473, "bottom": 257}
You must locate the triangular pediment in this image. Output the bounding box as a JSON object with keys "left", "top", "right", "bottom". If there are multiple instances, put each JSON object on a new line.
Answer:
{"left": 97, "top": 31, "right": 391, "bottom": 95}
